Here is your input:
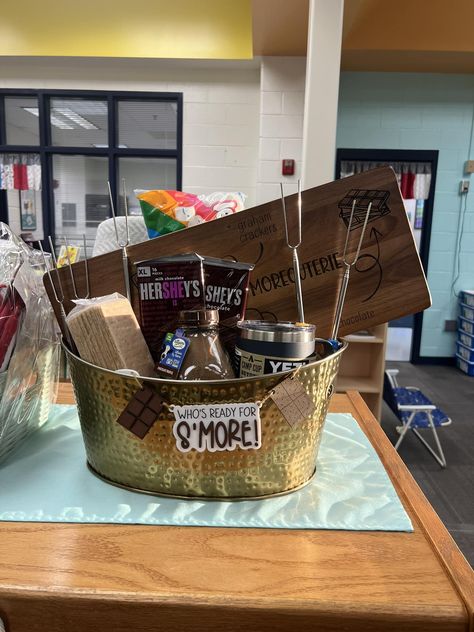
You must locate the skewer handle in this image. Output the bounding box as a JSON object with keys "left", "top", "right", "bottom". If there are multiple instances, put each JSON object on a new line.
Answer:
{"left": 122, "top": 247, "right": 131, "bottom": 303}
{"left": 331, "top": 266, "right": 350, "bottom": 340}
{"left": 293, "top": 249, "right": 305, "bottom": 323}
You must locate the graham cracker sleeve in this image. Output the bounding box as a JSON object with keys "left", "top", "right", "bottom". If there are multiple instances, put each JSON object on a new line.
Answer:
{"left": 66, "top": 293, "right": 155, "bottom": 377}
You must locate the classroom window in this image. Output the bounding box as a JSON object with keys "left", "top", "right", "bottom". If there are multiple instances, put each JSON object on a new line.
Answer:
{"left": 0, "top": 90, "right": 182, "bottom": 252}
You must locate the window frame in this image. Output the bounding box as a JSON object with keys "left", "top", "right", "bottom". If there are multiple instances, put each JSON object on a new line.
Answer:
{"left": 0, "top": 88, "right": 183, "bottom": 248}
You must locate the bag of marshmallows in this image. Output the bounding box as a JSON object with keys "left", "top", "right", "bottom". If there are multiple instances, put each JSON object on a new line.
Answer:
{"left": 135, "top": 189, "right": 246, "bottom": 238}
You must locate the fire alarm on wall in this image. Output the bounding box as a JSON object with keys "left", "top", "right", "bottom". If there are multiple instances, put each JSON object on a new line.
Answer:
{"left": 282, "top": 159, "right": 295, "bottom": 176}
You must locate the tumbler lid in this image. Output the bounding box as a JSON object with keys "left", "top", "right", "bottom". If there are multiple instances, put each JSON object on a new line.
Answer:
{"left": 237, "top": 320, "right": 315, "bottom": 344}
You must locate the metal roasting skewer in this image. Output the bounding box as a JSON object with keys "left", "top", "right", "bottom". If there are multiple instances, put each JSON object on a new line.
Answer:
{"left": 107, "top": 179, "right": 131, "bottom": 302}
{"left": 281, "top": 180, "right": 305, "bottom": 323}
{"left": 330, "top": 199, "right": 373, "bottom": 341}
{"left": 122, "top": 178, "right": 130, "bottom": 249}
{"left": 82, "top": 233, "right": 90, "bottom": 299}
{"left": 47, "top": 236, "right": 66, "bottom": 301}
{"left": 62, "top": 234, "right": 90, "bottom": 300}
{"left": 63, "top": 235, "right": 79, "bottom": 299}
{"left": 38, "top": 239, "right": 75, "bottom": 350}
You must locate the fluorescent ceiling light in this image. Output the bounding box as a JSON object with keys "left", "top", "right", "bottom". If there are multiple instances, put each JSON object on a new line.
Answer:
{"left": 23, "top": 107, "right": 39, "bottom": 117}
{"left": 22, "top": 106, "right": 73, "bottom": 130}
{"left": 53, "top": 107, "right": 98, "bottom": 130}
{"left": 51, "top": 115, "right": 74, "bottom": 130}
{"left": 92, "top": 144, "right": 128, "bottom": 148}
{"left": 23, "top": 105, "right": 99, "bottom": 130}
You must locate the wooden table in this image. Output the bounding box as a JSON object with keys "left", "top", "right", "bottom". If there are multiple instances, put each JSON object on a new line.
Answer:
{"left": 0, "top": 386, "right": 472, "bottom": 632}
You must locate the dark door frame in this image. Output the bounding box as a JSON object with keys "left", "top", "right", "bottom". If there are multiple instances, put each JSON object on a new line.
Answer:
{"left": 335, "top": 148, "right": 439, "bottom": 364}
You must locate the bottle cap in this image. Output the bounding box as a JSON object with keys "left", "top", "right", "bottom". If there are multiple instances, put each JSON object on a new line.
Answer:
{"left": 178, "top": 309, "right": 219, "bottom": 327}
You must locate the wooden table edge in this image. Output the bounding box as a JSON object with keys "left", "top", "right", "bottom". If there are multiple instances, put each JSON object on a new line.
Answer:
{"left": 0, "top": 588, "right": 468, "bottom": 625}
{"left": 346, "top": 390, "right": 474, "bottom": 632}
{"left": 30, "top": 383, "right": 474, "bottom": 629}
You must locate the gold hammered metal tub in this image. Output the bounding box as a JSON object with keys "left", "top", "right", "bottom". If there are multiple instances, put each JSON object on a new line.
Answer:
{"left": 65, "top": 341, "right": 347, "bottom": 500}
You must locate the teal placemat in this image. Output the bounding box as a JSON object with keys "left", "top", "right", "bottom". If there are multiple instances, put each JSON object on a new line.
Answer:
{"left": 0, "top": 406, "right": 412, "bottom": 531}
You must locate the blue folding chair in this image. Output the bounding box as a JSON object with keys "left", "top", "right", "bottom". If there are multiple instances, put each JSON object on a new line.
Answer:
{"left": 383, "top": 369, "right": 451, "bottom": 468}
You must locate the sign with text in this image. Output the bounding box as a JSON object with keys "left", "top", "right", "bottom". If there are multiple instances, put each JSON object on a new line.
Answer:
{"left": 172, "top": 403, "right": 261, "bottom": 453}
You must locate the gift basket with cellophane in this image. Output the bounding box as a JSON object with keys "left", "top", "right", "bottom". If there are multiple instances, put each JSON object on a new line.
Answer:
{"left": 0, "top": 224, "right": 60, "bottom": 463}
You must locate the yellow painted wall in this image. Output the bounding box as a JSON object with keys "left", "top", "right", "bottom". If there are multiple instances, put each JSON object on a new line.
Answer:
{"left": 0, "top": 0, "right": 252, "bottom": 59}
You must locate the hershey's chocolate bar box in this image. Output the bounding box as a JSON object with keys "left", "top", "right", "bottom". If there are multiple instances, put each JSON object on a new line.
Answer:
{"left": 135, "top": 253, "right": 253, "bottom": 359}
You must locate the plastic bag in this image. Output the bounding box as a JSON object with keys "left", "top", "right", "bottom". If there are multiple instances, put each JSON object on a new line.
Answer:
{"left": 0, "top": 224, "right": 60, "bottom": 464}
{"left": 136, "top": 189, "right": 246, "bottom": 238}
{"left": 66, "top": 292, "right": 124, "bottom": 321}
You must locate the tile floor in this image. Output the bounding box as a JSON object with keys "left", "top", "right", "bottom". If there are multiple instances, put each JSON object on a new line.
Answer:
{"left": 382, "top": 361, "right": 474, "bottom": 566}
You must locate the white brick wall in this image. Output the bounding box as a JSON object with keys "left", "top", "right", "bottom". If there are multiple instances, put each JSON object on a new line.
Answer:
{"left": 0, "top": 57, "right": 310, "bottom": 211}
{"left": 257, "top": 57, "right": 307, "bottom": 204}
{"left": 169, "top": 70, "right": 260, "bottom": 205}
{"left": 0, "top": 58, "right": 261, "bottom": 207}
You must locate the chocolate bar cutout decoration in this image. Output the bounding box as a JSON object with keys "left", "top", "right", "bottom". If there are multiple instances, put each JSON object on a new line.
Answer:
{"left": 338, "top": 189, "right": 391, "bottom": 231}
{"left": 44, "top": 166, "right": 431, "bottom": 341}
{"left": 116, "top": 385, "right": 164, "bottom": 439}
{"left": 271, "top": 377, "right": 315, "bottom": 428}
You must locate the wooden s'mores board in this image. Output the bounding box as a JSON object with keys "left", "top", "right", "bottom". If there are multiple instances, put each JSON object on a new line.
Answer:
{"left": 44, "top": 167, "right": 430, "bottom": 340}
